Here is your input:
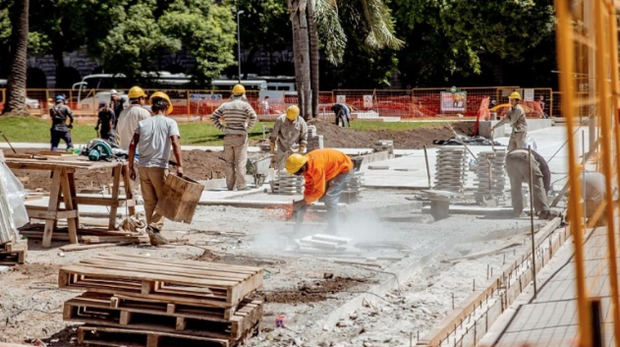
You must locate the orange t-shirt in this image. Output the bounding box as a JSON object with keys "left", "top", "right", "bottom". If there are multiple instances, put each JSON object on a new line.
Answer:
{"left": 303, "top": 149, "right": 353, "bottom": 203}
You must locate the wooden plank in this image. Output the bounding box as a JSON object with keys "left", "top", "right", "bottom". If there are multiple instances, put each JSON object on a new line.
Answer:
{"left": 25, "top": 206, "right": 78, "bottom": 220}
{"left": 109, "top": 166, "right": 122, "bottom": 230}
{"left": 60, "top": 243, "right": 126, "bottom": 252}
{"left": 97, "top": 253, "right": 262, "bottom": 273}
{"left": 60, "top": 170, "right": 78, "bottom": 244}
{"left": 42, "top": 169, "right": 62, "bottom": 248}
{"left": 77, "top": 325, "right": 232, "bottom": 347}
{"left": 122, "top": 166, "right": 136, "bottom": 216}
{"left": 81, "top": 235, "right": 149, "bottom": 244}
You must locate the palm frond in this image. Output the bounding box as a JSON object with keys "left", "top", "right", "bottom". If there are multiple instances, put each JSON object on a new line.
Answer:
{"left": 315, "top": 0, "right": 347, "bottom": 64}
{"left": 359, "top": 0, "right": 403, "bottom": 49}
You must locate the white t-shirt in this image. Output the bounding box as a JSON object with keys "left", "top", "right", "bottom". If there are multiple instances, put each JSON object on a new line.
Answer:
{"left": 135, "top": 114, "right": 180, "bottom": 168}
{"left": 118, "top": 105, "right": 151, "bottom": 150}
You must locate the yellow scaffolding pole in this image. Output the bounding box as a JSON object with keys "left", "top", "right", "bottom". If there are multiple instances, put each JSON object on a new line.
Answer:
{"left": 594, "top": 0, "right": 620, "bottom": 344}
{"left": 554, "top": 1, "right": 592, "bottom": 346}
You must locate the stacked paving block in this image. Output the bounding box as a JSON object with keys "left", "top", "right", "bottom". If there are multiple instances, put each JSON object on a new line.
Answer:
{"left": 434, "top": 148, "right": 467, "bottom": 192}
{"left": 373, "top": 140, "right": 394, "bottom": 156}
{"left": 0, "top": 241, "right": 26, "bottom": 265}
{"left": 60, "top": 254, "right": 264, "bottom": 347}
{"left": 341, "top": 171, "right": 364, "bottom": 203}
{"left": 270, "top": 172, "right": 304, "bottom": 195}
{"left": 306, "top": 125, "right": 324, "bottom": 152}
{"left": 474, "top": 149, "right": 507, "bottom": 203}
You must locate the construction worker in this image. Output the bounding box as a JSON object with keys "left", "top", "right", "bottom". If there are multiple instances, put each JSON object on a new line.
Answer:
{"left": 128, "top": 92, "right": 183, "bottom": 246}
{"left": 491, "top": 91, "right": 527, "bottom": 151}
{"left": 118, "top": 86, "right": 150, "bottom": 150}
{"left": 95, "top": 102, "right": 116, "bottom": 142}
{"left": 211, "top": 84, "right": 257, "bottom": 190}
{"left": 269, "top": 105, "right": 308, "bottom": 170}
{"left": 287, "top": 149, "right": 354, "bottom": 233}
{"left": 505, "top": 148, "right": 551, "bottom": 219}
{"left": 331, "top": 103, "right": 351, "bottom": 127}
{"left": 49, "top": 95, "right": 74, "bottom": 151}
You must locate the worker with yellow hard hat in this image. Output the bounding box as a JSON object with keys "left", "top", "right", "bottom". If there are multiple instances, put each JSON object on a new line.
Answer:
{"left": 211, "top": 84, "right": 258, "bottom": 190}
{"left": 128, "top": 91, "right": 183, "bottom": 246}
{"left": 286, "top": 149, "right": 354, "bottom": 233}
{"left": 269, "top": 104, "right": 308, "bottom": 170}
{"left": 491, "top": 91, "right": 527, "bottom": 151}
{"left": 117, "top": 86, "right": 151, "bottom": 150}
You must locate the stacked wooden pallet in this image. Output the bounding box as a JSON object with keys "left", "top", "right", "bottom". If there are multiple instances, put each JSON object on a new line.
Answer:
{"left": 59, "top": 254, "right": 264, "bottom": 347}
{"left": 0, "top": 241, "right": 26, "bottom": 265}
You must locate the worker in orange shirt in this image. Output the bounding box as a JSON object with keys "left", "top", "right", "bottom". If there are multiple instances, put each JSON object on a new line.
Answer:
{"left": 285, "top": 149, "right": 354, "bottom": 233}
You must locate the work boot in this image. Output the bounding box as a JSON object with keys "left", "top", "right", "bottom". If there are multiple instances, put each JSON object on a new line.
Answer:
{"left": 146, "top": 226, "right": 169, "bottom": 246}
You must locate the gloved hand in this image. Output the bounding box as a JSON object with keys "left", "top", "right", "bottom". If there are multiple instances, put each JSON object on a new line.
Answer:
{"left": 68, "top": 124, "right": 73, "bottom": 129}
{"left": 298, "top": 145, "right": 306, "bottom": 154}
{"left": 94, "top": 126, "right": 99, "bottom": 131}
{"left": 269, "top": 142, "right": 276, "bottom": 154}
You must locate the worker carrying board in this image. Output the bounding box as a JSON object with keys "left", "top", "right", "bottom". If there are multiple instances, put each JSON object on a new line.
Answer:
{"left": 491, "top": 91, "right": 527, "bottom": 151}
{"left": 505, "top": 148, "right": 551, "bottom": 219}
{"left": 269, "top": 104, "right": 308, "bottom": 171}
{"left": 287, "top": 149, "right": 354, "bottom": 233}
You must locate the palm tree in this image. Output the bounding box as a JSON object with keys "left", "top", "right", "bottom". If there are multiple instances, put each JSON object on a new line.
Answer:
{"left": 4, "top": 0, "right": 29, "bottom": 115}
{"left": 289, "top": 0, "right": 402, "bottom": 119}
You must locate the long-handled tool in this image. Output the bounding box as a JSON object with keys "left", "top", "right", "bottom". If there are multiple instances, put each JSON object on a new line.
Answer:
{"left": 447, "top": 123, "right": 477, "bottom": 162}
{"left": 0, "top": 129, "right": 16, "bottom": 154}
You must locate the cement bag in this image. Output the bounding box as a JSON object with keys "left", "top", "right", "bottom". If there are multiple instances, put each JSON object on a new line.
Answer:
{"left": 0, "top": 161, "right": 28, "bottom": 231}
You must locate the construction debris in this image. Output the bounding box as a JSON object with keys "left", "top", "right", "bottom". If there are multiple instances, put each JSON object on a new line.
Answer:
{"left": 60, "top": 253, "right": 264, "bottom": 347}
{"left": 296, "top": 234, "right": 351, "bottom": 252}
{"left": 434, "top": 148, "right": 467, "bottom": 192}
{"left": 474, "top": 149, "right": 507, "bottom": 204}
{"left": 373, "top": 140, "right": 394, "bottom": 156}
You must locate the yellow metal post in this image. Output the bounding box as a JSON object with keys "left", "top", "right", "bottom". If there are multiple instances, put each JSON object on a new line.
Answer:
{"left": 594, "top": 0, "right": 620, "bottom": 344}
{"left": 554, "top": 1, "right": 592, "bottom": 346}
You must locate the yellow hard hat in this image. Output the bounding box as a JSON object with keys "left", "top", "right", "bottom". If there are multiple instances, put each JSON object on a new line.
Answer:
{"left": 509, "top": 91, "right": 521, "bottom": 100}
{"left": 286, "top": 105, "right": 300, "bottom": 121}
{"left": 128, "top": 86, "right": 147, "bottom": 99}
{"left": 285, "top": 153, "right": 308, "bottom": 174}
{"left": 149, "top": 91, "right": 173, "bottom": 114}
{"left": 232, "top": 84, "right": 246, "bottom": 96}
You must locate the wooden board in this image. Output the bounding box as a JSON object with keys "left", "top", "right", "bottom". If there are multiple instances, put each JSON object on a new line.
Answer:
{"left": 0, "top": 243, "right": 26, "bottom": 265}
{"left": 64, "top": 292, "right": 263, "bottom": 339}
{"left": 155, "top": 175, "right": 205, "bottom": 224}
{"left": 59, "top": 254, "right": 263, "bottom": 308}
{"left": 77, "top": 323, "right": 259, "bottom": 347}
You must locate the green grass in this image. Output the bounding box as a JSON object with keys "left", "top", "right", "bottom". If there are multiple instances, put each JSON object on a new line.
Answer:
{"left": 0, "top": 116, "right": 446, "bottom": 146}
{"left": 0, "top": 116, "right": 273, "bottom": 146}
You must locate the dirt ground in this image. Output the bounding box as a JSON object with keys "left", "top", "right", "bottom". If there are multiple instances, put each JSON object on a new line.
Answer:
{"left": 14, "top": 149, "right": 228, "bottom": 191}
{"left": 312, "top": 120, "right": 475, "bottom": 149}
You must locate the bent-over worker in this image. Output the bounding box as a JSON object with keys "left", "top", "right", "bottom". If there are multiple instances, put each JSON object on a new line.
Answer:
{"left": 505, "top": 148, "right": 551, "bottom": 219}
{"left": 491, "top": 91, "right": 527, "bottom": 151}
{"left": 269, "top": 105, "right": 308, "bottom": 170}
{"left": 49, "top": 95, "right": 74, "bottom": 151}
{"left": 128, "top": 92, "right": 183, "bottom": 246}
{"left": 331, "top": 103, "right": 350, "bottom": 128}
{"left": 211, "top": 84, "right": 257, "bottom": 190}
{"left": 287, "top": 149, "right": 354, "bottom": 233}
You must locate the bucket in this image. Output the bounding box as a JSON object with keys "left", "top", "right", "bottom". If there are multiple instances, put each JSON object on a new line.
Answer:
{"left": 155, "top": 175, "right": 205, "bottom": 224}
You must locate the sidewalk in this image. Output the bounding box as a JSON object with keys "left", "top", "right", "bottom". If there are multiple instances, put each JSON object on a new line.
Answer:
{"left": 481, "top": 225, "right": 616, "bottom": 346}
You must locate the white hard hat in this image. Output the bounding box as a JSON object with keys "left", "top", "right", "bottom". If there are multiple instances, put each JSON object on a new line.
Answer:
{"left": 110, "top": 89, "right": 119, "bottom": 95}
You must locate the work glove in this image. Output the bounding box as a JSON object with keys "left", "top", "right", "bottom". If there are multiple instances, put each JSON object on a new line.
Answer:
{"left": 94, "top": 126, "right": 99, "bottom": 131}
{"left": 298, "top": 145, "right": 306, "bottom": 154}
{"left": 269, "top": 142, "right": 276, "bottom": 154}
{"left": 68, "top": 124, "right": 73, "bottom": 129}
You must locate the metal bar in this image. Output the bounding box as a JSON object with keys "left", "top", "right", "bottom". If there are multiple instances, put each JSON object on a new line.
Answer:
{"left": 423, "top": 145, "right": 431, "bottom": 188}
{"left": 527, "top": 146, "right": 538, "bottom": 296}
{"left": 554, "top": 1, "right": 592, "bottom": 346}
{"left": 594, "top": 1, "right": 620, "bottom": 345}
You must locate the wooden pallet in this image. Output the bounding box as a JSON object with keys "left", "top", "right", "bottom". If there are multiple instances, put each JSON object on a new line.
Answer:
{"left": 59, "top": 254, "right": 263, "bottom": 308}
{"left": 64, "top": 292, "right": 262, "bottom": 340}
{"left": 77, "top": 323, "right": 259, "bottom": 347}
{"left": 0, "top": 242, "right": 26, "bottom": 265}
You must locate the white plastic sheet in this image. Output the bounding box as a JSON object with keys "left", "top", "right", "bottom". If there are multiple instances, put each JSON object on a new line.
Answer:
{"left": 0, "top": 160, "right": 27, "bottom": 242}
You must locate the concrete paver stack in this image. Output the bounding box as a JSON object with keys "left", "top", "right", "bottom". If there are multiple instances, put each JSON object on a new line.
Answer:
{"left": 59, "top": 253, "right": 264, "bottom": 347}
{"left": 270, "top": 172, "right": 304, "bottom": 195}
{"left": 474, "top": 149, "right": 507, "bottom": 203}
{"left": 434, "top": 148, "right": 467, "bottom": 192}
{"left": 306, "top": 125, "right": 324, "bottom": 152}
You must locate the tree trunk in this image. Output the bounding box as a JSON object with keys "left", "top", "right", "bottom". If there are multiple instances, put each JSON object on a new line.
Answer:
{"left": 4, "top": 0, "right": 29, "bottom": 115}
{"left": 307, "top": 0, "right": 319, "bottom": 118}
{"left": 288, "top": 0, "right": 312, "bottom": 120}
